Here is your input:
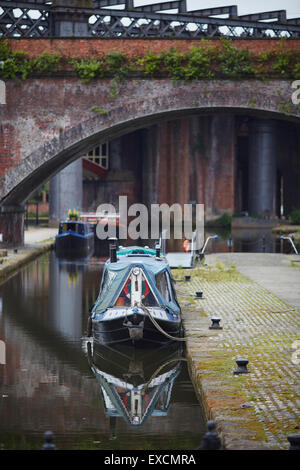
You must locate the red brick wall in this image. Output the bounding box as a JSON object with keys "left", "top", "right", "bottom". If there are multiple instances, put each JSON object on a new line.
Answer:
{"left": 144, "top": 115, "right": 236, "bottom": 217}
{"left": 0, "top": 124, "right": 19, "bottom": 178}
{"left": 8, "top": 38, "right": 300, "bottom": 59}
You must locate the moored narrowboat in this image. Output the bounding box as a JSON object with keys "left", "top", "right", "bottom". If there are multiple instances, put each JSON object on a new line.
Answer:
{"left": 55, "top": 220, "right": 94, "bottom": 258}
{"left": 88, "top": 244, "right": 183, "bottom": 346}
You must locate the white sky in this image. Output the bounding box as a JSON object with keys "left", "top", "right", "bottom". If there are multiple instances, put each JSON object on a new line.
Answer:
{"left": 134, "top": 0, "right": 300, "bottom": 19}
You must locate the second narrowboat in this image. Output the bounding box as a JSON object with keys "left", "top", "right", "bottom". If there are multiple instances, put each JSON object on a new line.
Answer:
{"left": 55, "top": 220, "right": 94, "bottom": 258}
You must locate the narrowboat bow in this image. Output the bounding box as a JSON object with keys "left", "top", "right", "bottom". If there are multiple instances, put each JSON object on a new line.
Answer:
{"left": 88, "top": 245, "right": 183, "bottom": 345}
{"left": 55, "top": 220, "right": 94, "bottom": 258}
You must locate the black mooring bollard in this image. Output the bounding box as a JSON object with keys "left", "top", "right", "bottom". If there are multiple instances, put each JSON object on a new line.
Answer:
{"left": 233, "top": 358, "right": 250, "bottom": 375}
{"left": 209, "top": 317, "right": 222, "bottom": 329}
{"left": 195, "top": 291, "right": 203, "bottom": 299}
{"left": 42, "top": 431, "right": 56, "bottom": 450}
{"left": 287, "top": 434, "right": 300, "bottom": 450}
{"left": 200, "top": 421, "right": 222, "bottom": 450}
{"left": 185, "top": 275, "right": 191, "bottom": 282}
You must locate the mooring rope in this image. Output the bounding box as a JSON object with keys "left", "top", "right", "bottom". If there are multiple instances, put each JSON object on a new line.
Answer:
{"left": 141, "top": 357, "right": 188, "bottom": 394}
{"left": 140, "top": 304, "right": 187, "bottom": 342}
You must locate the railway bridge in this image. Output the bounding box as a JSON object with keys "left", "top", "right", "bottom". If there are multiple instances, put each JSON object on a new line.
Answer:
{"left": 1, "top": 1, "right": 300, "bottom": 246}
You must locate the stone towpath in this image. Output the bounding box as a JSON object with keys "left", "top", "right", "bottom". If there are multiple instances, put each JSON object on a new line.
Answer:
{"left": 173, "top": 253, "right": 300, "bottom": 450}
{"left": 0, "top": 227, "right": 57, "bottom": 281}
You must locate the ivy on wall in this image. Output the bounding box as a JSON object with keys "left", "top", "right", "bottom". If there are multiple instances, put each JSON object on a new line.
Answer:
{"left": 1, "top": 38, "right": 300, "bottom": 82}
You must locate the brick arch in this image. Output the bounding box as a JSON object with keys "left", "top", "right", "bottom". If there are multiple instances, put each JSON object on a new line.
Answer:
{"left": 1, "top": 78, "right": 300, "bottom": 210}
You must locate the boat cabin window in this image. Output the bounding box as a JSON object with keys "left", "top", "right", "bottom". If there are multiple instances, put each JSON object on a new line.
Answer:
{"left": 155, "top": 271, "right": 172, "bottom": 303}
{"left": 114, "top": 269, "right": 158, "bottom": 307}
{"left": 59, "top": 222, "right": 87, "bottom": 235}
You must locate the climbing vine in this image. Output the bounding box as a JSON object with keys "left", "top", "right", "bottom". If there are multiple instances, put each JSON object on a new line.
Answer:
{"left": 0, "top": 41, "right": 61, "bottom": 80}
{"left": 1, "top": 38, "right": 300, "bottom": 82}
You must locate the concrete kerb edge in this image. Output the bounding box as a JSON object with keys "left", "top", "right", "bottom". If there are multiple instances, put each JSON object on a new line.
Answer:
{"left": 0, "top": 242, "right": 54, "bottom": 284}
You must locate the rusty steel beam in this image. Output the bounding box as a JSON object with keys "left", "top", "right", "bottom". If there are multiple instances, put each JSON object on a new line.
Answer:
{"left": 239, "top": 10, "right": 287, "bottom": 22}
{"left": 1, "top": 1, "right": 300, "bottom": 38}
{"left": 134, "top": 2, "right": 181, "bottom": 13}
{"left": 186, "top": 6, "right": 238, "bottom": 18}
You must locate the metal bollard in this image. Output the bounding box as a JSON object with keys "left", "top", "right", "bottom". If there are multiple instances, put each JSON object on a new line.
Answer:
{"left": 201, "top": 421, "right": 222, "bottom": 450}
{"left": 209, "top": 317, "right": 222, "bottom": 329}
{"left": 42, "top": 431, "right": 56, "bottom": 450}
{"left": 195, "top": 291, "right": 203, "bottom": 299}
{"left": 287, "top": 434, "right": 300, "bottom": 450}
{"left": 184, "top": 275, "right": 191, "bottom": 282}
{"left": 233, "top": 358, "right": 250, "bottom": 375}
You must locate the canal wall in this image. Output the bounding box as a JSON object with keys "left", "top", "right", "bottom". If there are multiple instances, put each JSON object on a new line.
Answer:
{"left": 174, "top": 258, "right": 300, "bottom": 450}
{"left": 0, "top": 241, "right": 54, "bottom": 283}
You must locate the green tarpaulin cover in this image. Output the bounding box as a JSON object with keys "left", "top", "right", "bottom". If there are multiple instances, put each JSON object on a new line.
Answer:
{"left": 92, "top": 250, "right": 180, "bottom": 316}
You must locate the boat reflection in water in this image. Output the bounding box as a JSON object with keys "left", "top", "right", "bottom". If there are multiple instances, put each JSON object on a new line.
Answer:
{"left": 85, "top": 340, "right": 185, "bottom": 428}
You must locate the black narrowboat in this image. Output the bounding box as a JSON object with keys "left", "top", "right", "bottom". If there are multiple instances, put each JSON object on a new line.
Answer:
{"left": 88, "top": 245, "right": 183, "bottom": 346}
{"left": 55, "top": 220, "right": 94, "bottom": 258}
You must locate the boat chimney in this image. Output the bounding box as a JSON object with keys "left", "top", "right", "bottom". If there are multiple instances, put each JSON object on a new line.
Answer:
{"left": 110, "top": 243, "right": 117, "bottom": 263}
{"left": 108, "top": 237, "right": 119, "bottom": 250}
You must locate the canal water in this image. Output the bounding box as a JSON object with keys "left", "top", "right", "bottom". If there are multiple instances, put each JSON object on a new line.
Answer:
{"left": 0, "top": 251, "right": 206, "bottom": 450}
{"left": 165, "top": 228, "right": 299, "bottom": 255}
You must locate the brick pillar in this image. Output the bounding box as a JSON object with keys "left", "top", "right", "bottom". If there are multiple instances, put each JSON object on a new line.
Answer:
{"left": 0, "top": 205, "right": 24, "bottom": 247}
{"left": 187, "top": 114, "right": 235, "bottom": 219}
{"left": 49, "top": 159, "right": 83, "bottom": 225}
{"left": 248, "top": 119, "right": 278, "bottom": 218}
{"left": 142, "top": 115, "right": 236, "bottom": 220}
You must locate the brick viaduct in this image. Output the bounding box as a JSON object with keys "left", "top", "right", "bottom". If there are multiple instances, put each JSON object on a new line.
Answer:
{"left": 1, "top": 39, "right": 300, "bottom": 245}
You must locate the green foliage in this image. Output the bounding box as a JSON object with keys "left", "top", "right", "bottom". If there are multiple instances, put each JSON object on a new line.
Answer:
{"left": 0, "top": 49, "right": 32, "bottom": 80}
{"left": 218, "top": 39, "right": 256, "bottom": 78}
{"left": 91, "top": 105, "right": 108, "bottom": 115}
{"left": 293, "top": 62, "right": 300, "bottom": 80}
{"left": 108, "top": 77, "right": 119, "bottom": 99}
{"left": 33, "top": 51, "right": 61, "bottom": 74}
{"left": 212, "top": 213, "right": 232, "bottom": 228}
{"left": 105, "top": 51, "right": 129, "bottom": 81}
{"left": 272, "top": 50, "right": 295, "bottom": 76}
{"left": 0, "top": 40, "right": 11, "bottom": 60}
{"left": 162, "top": 48, "right": 186, "bottom": 80}
{"left": 184, "top": 45, "right": 218, "bottom": 80}
{"left": 289, "top": 209, "right": 300, "bottom": 225}
{"left": 1, "top": 39, "right": 300, "bottom": 84}
{"left": 137, "top": 50, "right": 164, "bottom": 77}
{"left": 71, "top": 58, "right": 104, "bottom": 83}
{"left": 0, "top": 40, "right": 61, "bottom": 80}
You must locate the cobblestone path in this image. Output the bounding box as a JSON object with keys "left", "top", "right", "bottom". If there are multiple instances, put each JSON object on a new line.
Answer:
{"left": 174, "top": 266, "right": 300, "bottom": 449}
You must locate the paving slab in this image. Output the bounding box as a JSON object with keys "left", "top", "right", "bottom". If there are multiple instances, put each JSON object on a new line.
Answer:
{"left": 0, "top": 228, "right": 56, "bottom": 282}
{"left": 173, "top": 262, "right": 300, "bottom": 450}
{"left": 24, "top": 227, "right": 57, "bottom": 245}
{"left": 205, "top": 253, "right": 300, "bottom": 311}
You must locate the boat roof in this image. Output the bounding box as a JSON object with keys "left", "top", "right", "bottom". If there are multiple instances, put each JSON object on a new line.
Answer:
{"left": 117, "top": 246, "right": 156, "bottom": 256}
{"left": 93, "top": 247, "right": 180, "bottom": 315}
{"left": 105, "top": 247, "right": 169, "bottom": 275}
{"left": 60, "top": 219, "right": 89, "bottom": 224}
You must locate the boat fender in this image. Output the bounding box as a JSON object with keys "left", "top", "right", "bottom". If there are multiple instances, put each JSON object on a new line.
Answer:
{"left": 183, "top": 239, "right": 190, "bottom": 252}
